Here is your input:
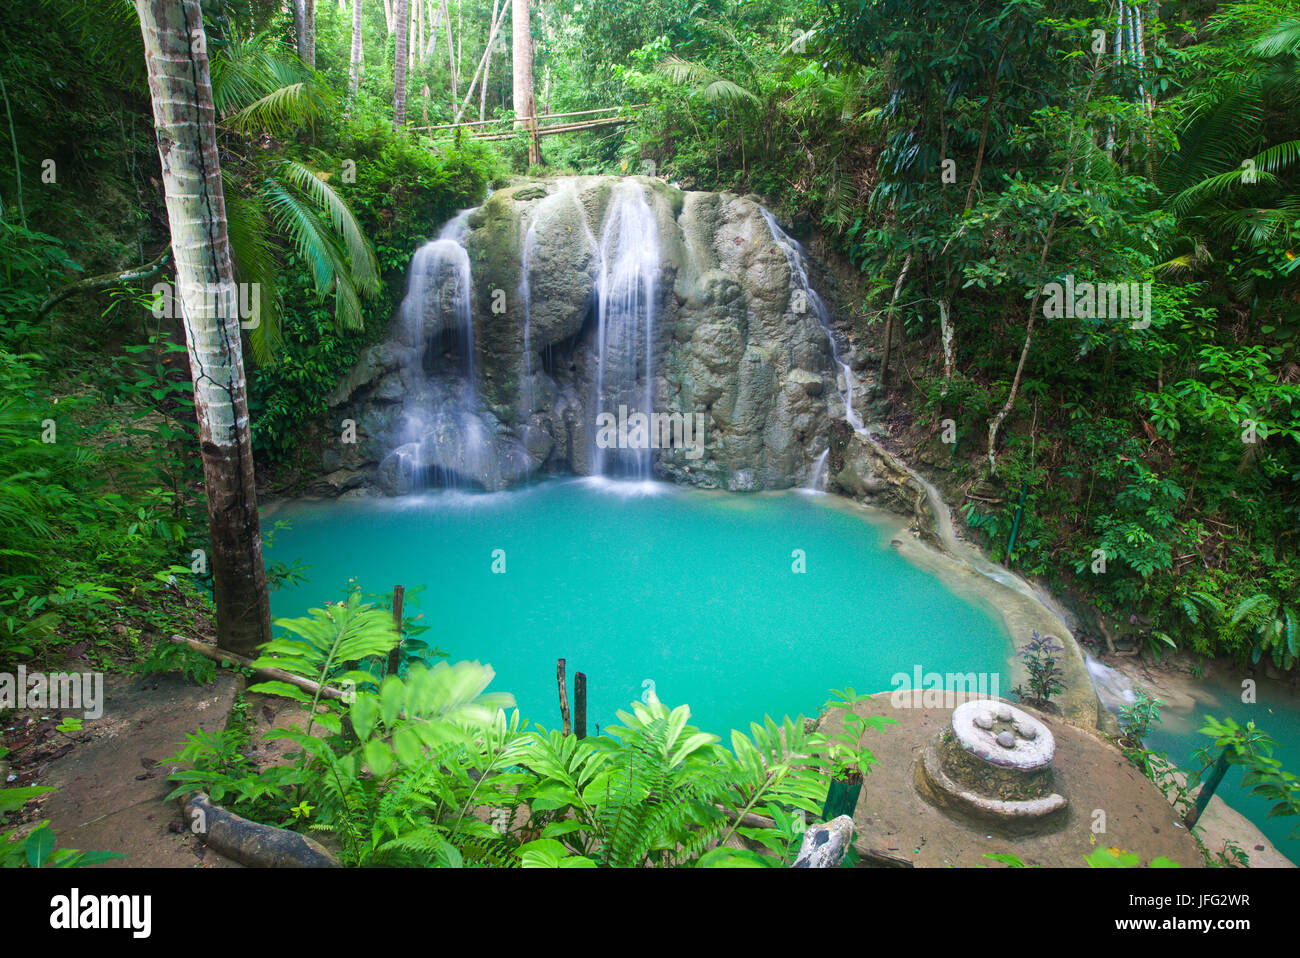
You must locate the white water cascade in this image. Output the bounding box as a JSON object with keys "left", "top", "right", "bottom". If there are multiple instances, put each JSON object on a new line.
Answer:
{"left": 395, "top": 209, "right": 490, "bottom": 489}
{"left": 591, "top": 181, "right": 660, "bottom": 480}
{"left": 762, "top": 210, "right": 1126, "bottom": 710}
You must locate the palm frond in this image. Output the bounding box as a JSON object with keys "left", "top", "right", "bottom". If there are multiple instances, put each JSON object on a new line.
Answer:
{"left": 656, "top": 57, "right": 760, "bottom": 106}
{"left": 261, "top": 177, "right": 364, "bottom": 332}
{"left": 223, "top": 82, "right": 329, "bottom": 134}
{"left": 277, "top": 160, "right": 381, "bottom": 295}
{"left": 222, "top": 176, "right": 284, "bottom": 365}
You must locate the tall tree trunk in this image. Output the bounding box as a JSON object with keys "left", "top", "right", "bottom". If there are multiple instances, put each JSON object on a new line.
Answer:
{"left": 305, "top": 0, "right": 316, "bottom": 68}
{"left": 133, "top": 0, "right": 272, "bottom": 656}
{"left": 480, "top": 0, "right": 498, "bottom": 122}
{"left": 879, "top": 253, "right": 911, "bottom": 393}
{"left": 451, "top": 0, "right": 510, "bottom": 125}
{"left": 424, "top": 0, "right": 446, "bottom": 67}
{"left": 348, "top": 0, "right": 365, "bottom": 108}
{"left": 445, "top": 0, "right": 458, "bottom": 103}
{"left": 382, "top": 0, "right": 394, "bottom": 33}
{"left": 294, "top": 0, "right": 309, "bottom": 62}
{"left": 511, "top": 0, "right": 538, "bottom": 163}
{"left": 393, "top": 0, "right": 410, "bottom": 129}
{"left": 964, "top": 24, "right": 1014, "bottom": 214}
{"left": 938, "top": 296, "right": 955, "bottom": 382}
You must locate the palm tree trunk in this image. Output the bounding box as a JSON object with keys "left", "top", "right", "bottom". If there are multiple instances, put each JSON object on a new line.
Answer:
{"left": 133, "top": 0, "right": 272, "bottom": 657}
{"left": 394, "top": 0, "right": 410, "bottom": 129}
{"left": 451, "top": 0, "right": 509, "bottom": 125}
{"left": 348, "top": 0, "right": 365, "bottom": 108}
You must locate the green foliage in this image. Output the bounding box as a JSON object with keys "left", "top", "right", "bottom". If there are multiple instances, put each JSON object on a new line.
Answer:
{"left": 1191, "top": 715, "right": 1300, "bottom": 839}
{"left": 1118, "top": 690, "right": 1164, "bottom": 747}
{"left": 1085, "top": 847, "right": 1182, "bottom": 868}
{"left": 134, "top": 640, "right": 218, "bottom": 686}
{"left": 821, "top": 686, "right": 897, "bottom": 782}
{"left": 165, "top": 590, "right": 864, "bottom": 869}
{"left": 1012, "top": 631, "right": 1066, "bottom": 705}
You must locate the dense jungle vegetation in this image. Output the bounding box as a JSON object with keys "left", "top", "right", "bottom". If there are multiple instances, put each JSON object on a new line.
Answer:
{"left": 2, "top": 0, "right": 1296, "bottom": 676}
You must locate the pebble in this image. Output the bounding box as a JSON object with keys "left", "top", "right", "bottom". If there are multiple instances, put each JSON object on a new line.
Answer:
{"left": 996, "top": 731, "right": 1016, "bottom": 749}
{"left": 995, "top": 705, "right": 1012, "bottom": 721}
{"left": 1014, "top": 722, "right": 1036, "bottom": 740}
{"left": 974, "top": 712, "right": 994, "bottom": 730}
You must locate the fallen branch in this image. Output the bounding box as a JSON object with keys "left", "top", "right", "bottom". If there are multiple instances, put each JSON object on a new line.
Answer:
{"left": 169, "top": 634, "right": 347, "bottom": 702}
{"left": 36, "top": 246, "right": 172, "bottom": 319}
{"left": 180, "top": 791, "right": 339, "bottom": 868}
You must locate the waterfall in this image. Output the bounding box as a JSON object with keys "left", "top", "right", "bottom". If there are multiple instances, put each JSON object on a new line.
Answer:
{"left": 1086, "top": 653, "right": 1138, "bottom": 713}
{"left": 761, "top": 210, "right": 1122, "bottom": 710}
{"left": 395, "top": 209, "right": 489, "bottom": 489}
{"left": 592, "top": 181, "right": 660, "bottom": 479}
{"left": 519, "top": 218, "right": 539, "bottom": 417}
{"left": 802, "top": 449, "right": 829, "bottom": 493}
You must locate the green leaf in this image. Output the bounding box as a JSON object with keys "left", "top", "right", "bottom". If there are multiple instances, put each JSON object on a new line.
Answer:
{"left": 25, "top": 824, "right": 55, "bottom": 868}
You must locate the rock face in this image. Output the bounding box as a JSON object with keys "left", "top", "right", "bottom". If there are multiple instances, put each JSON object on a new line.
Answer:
{"left": 326, "top": 175, "right": 842, "bottom": 494}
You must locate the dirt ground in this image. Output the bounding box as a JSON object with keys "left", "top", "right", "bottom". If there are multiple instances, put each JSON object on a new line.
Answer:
{"left": 2, "top": 672, "right": 241, "bottom": 867}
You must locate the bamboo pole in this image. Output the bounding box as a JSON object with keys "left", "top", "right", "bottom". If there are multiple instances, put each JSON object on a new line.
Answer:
{"left": 472, "top": 116, "right": 634, "bottom": 140}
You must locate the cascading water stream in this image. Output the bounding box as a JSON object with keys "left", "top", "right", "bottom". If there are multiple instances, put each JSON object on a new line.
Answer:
{"left": 762, "top": 211, "right": 1130, "bottom": 710}
{"left": 591, "top": 182, "right": 660, "bottom": 480}
{"left": 396, "top": 209, "right": 489, "bottom": 489}
{"left": 803, "top": 449, "right": 830, "bottom": 493}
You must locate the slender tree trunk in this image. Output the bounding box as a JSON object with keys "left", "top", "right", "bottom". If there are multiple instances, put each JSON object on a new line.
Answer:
{"left": 409, "top": 0, "right": 417, "bottom": 72}
{"left": 445, "top": 0, "right": 458, "bottom": 103}
{"left": 964, "top": 25, "right": 1014, "bottom": 214}
{"left": 347, "top": 0, "right": 365, "bottom": 108}
{"left": 879, "top": 253, "right": 911, "bottom": 392}
{"left": 294, "top": 0, "right": 309, "bottom": 62}
{"left": 382, "top": 0, "right": 394, "bottom": 33}
{"left": 393, "top": 0, "right": 410, "bottom": 129}
{"left": 0, "top": 68, "right": 26, "bottom": 228}
{"left": 480, "top": 0, "right": 498, "bottom": 122}
{"left": 938, "top": 296, "right": 955, "bottom": 381}
{"left": 304, "top": 0, "right": 316, "bottom": 69}
{"left": 133, "top": 0, "right": 272, "bottom": 656}
{"left": 511, "top": 0, "right": 538, "bottom": 163}
{"left": 425, "top": 0, "right": 445, "bottom": 64}
{"left": 451, "top": 0, "right": 509, "bottom": 125}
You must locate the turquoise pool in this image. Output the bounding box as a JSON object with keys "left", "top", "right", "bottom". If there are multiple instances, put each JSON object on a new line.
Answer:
{"left": 264, "top": 479, "right": 1015, "bottom": 738}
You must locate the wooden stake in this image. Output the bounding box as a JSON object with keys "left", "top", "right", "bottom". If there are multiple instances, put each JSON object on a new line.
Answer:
{"left": 386, "top": 584, "right": 405, "bottom": 676}
{"left": 557, "top": 658, "right": 570, "bottom": 735}
{"left": 1184, "top": 749, "right": 1232, "bottom": 829}
{"left": 574, "top": 671, "right": 587, "bottom": 739}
